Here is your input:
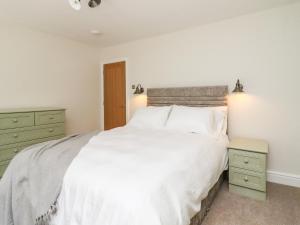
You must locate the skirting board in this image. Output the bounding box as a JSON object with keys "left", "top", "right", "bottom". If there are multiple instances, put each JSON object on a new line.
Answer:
{"left": 267, "top": 170, "right": 300, "bottom": 188}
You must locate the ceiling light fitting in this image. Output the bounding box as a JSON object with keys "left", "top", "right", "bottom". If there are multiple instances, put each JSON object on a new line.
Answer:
{"left": 90, "top": 29, "right": 102, "bottom": 35}
{"left": 69, "top": 0, "right": 101, "bottom": 11}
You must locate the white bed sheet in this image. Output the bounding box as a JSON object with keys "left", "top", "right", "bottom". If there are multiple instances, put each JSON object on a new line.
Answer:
{"left": 51, "top": 127, "right": 228, "bottom": 225}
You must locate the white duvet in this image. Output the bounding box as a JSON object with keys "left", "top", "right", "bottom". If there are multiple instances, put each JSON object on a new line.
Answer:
{"left": 52, "top": 127, "right": 228, "bottom": 225}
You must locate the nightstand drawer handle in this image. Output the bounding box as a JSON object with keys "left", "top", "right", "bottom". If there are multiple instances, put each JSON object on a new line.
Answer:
{"left": 14, "top": 149, "right": 19, "bottom": 153}
{"left": 12, "top": 118, "right": 18, "bottom": 123}
{"left": 244, "top": 176, "right": 249, "bottom": 182}
{"left": 13, "top": 134, "right": 19, "bottom": 138}
{"left": 49, "top": 128, "right": 54, "bottom": 133}
{"left": 49, "top": 116, "right": 54, "bottom": 120}
{"left": 244, "top": 159, "right": 249, "bottom": 164}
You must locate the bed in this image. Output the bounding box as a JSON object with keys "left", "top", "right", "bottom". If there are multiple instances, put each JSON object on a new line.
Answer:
{"left": 0, "top": 85, "right": 229, "bottom": 225}
{"left": 147, "top": 86, "right": 229, "bottom": 225}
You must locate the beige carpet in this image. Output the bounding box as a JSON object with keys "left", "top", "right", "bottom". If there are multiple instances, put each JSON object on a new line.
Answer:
{"left": 202, "top": 181, "right": 300, "bottom": 225}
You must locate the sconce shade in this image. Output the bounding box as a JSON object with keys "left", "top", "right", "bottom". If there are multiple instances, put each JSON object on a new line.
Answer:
{"left": 233, "top": 79, "right": 244, "bottom": 93}
{"left": 134, "top": 84, "right": 144, "bottom": 94}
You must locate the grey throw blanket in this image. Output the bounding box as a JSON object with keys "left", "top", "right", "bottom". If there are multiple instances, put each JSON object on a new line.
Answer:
{"left": 0, "top": 132, "right": 97, "bottom": 225}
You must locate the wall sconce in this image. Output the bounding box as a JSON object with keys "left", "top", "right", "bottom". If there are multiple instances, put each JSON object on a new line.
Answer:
{"left": 133, "top": 84, "right": 144, "bottom": 94}
{"left": 232, "top": 79, "right": 244, "bottom": 93}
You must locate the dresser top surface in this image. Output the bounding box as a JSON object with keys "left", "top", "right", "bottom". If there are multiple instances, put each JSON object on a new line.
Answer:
{"left": 228, "top": 138, "right": 269, "bottom": 154}
{"left": 0, "top": 107, "right": 65, "bottom": 114}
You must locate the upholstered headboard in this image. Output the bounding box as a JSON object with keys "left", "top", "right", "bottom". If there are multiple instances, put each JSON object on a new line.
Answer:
{"left": 147, "top": 86, "right": 228, "bottom": 107}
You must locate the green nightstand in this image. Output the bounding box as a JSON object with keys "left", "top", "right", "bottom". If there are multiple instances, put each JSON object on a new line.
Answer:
{"left": 228, "top": 138, "right": 268, "bottom": 201}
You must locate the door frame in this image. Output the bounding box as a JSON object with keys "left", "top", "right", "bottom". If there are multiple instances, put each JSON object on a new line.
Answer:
{"left": 100, "top": 58, "right": 129, "bottom": 131}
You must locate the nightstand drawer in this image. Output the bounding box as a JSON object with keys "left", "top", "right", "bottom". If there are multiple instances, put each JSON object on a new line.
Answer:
{"left": 0, "top": 113, "right": 34, "bottom": 130}
{"left": 229, "top": 167, "right": 266, "bottom": 192}
{"left": 35, "top": 111, "right": 65, "bottom": 125}
{"left": 229, "top": 149, "right": 266, "bottom": 172}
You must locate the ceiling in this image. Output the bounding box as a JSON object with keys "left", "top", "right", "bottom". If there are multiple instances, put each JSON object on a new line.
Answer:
{"left": 0, "top": 0, "right": 298, "bottom": 47}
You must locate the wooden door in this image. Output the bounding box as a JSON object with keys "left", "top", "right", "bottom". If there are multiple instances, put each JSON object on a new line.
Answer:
{"left": 103, "top": 61, "right": 126, "bottom": 130}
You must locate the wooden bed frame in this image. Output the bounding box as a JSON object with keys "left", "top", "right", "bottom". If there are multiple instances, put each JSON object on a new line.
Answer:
{"left": 147, "top": 85, "right": 229, "bottom": 225}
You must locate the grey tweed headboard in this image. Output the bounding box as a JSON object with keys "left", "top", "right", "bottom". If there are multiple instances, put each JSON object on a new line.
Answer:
{"left": 147, "top": 86, "right": 228, "bottom": 107}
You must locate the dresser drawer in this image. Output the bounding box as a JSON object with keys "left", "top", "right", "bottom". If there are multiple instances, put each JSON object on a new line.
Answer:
{"left": 0, "top": 143, "right": 35, "bottom": 162}
{"left": 33, "top": 124, "right": 65, "bottom": 140}
{"left": 0, "top": 144, "right": 19, "bottom": 162}
{"left": 0, "top": 145, "right": 19, "bottom": 162}
{"left": 35, "top": 111, "right": 65, "bottom": 125}
{"left": 0, "top": 135, "right": 65, "bottom": 163}
{"left": 0, "top": 113, "right": 34, "bottom": 130}
{"left": 229, "top": 149, "right": 266, "bottom": 172}
{"left": 0, "top": 129, "right": 36, "bottom": 146}
{"left": 19, "top": 135, "right": 65, "bottom": 150}
{"left": 0, "top": 160, "right": 9, "bottom": 178}
{"left": 229, "top": 167, "right": 266, "bottom": 192}
{"left": 0, "top": 124, "right": 65, "bottom": 146}
{"left": 29, "top": 135, "right": 64, "bottom": 146}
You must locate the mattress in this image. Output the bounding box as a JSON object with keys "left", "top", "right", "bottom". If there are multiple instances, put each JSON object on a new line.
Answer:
{"left": 190, "top": 172, "right": 225, "bottom": 225}
{"left": 51, "top": 127, "right": 228, "bottom": 225}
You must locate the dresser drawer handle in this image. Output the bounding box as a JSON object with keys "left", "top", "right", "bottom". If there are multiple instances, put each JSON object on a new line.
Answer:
{"left": 244, "top": 176, "right": 249, "bottom": 182}
{"left": 49, "top": 117, "right": 54, "bottom": 120}
{"left": 48, "top": 128, "right": 54, "bottom": 133}
{"left": 13, "top": 134, "right": 19, "bottom": 138}
{"left": 244, "top": 159, "right": 249, "bottom": 164}
{"left": 12, "top": 118, "right": 19, "bottom": 123}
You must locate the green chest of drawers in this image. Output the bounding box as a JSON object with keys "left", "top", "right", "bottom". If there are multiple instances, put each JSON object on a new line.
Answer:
{"left": 0, "top": 108, "right": 65, "bottom": 178}
{"left": 228, "top": 138, "right": 269, "bottom": 201}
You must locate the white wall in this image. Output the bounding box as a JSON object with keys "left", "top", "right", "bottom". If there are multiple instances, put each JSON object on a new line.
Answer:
{"left": 0, "top": 24, "right": 100, "bottom": 135}
{"left": 99, "top": 3, "right": 300, "bottom": 180}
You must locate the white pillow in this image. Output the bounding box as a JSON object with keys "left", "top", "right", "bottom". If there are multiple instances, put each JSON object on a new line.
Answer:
{"left": 127, "top": 106, "right": 171, "bottom": 129}
{"left": 209, "top": 106, "right": 228, "bottom": 136}
{"left": 166, "top": 105, "right": 215, "bottom": 135}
